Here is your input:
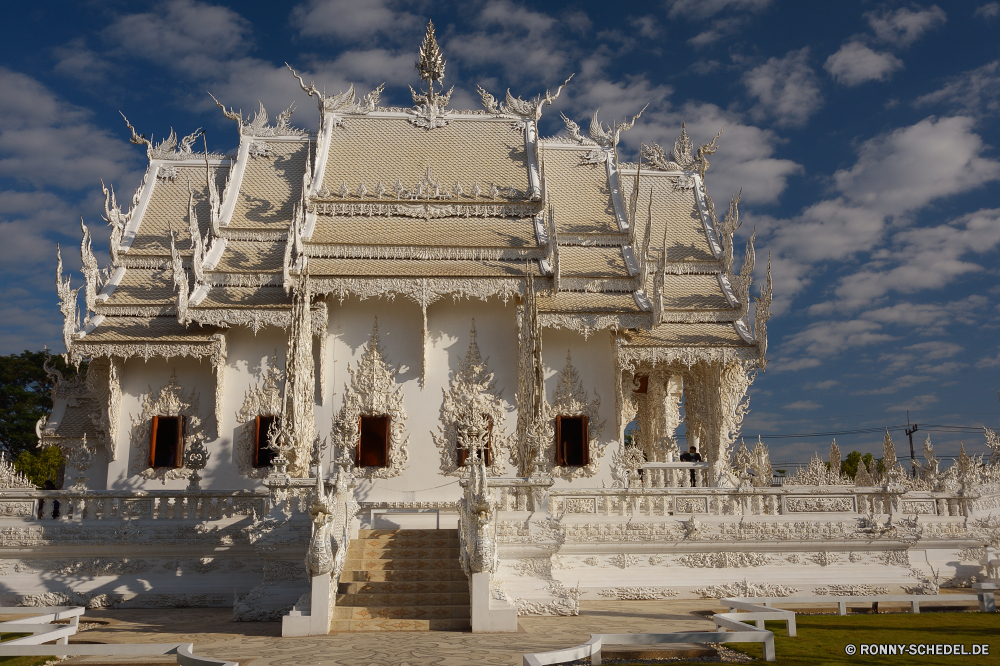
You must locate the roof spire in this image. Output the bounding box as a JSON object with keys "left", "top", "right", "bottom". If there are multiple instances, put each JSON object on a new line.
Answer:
{"left": 416, "top": 20, "right": 446, "bottom": 87}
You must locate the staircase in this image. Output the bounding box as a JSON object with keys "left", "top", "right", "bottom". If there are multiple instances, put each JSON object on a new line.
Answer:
{"left": 333, "top": 529, "right": 471, "bottom": 631}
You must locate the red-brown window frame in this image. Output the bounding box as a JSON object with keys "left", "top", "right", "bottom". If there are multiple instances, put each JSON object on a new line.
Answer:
{"left": 149, "top": 415, "right": 184, "bottom": 469}
{"left": 555, "top": 415, "right": 589, "bottom": 467}
{"left": 357, "top": 415, "right": 390, "bottom": 467}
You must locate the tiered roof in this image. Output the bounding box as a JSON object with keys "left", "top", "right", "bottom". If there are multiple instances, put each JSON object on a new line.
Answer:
{"left": 58, "top": 24, "right": 769, "bottom": 372}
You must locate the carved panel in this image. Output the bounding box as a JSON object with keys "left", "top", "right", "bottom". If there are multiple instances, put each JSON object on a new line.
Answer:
{"left": 235, "top": 358, "right": 283, "bottom": 478}
{"left": 785, "top": 497, "right": 854, "bottom": 513}
{"left": 128, "top": 373, "right": 206, "bottom": 482}
{"left": 120, "top": 499, "right": 153, "bottom": 517}
{"left": 433, "top": 322, "right": 510, "bottom": 476}
{"left": 333, "top": 320, "right": 409, "bottom": 479}
{"left": 0, "top": 501, "right": 35, "bottom": 517}
{"left": 538, "top": 352, "right": 606, "bottom": 479}
{"left": 901, "top": 500, "right": 937, "bottom": 515}
{"left": 674, "top": 497, "right": 709, "bottom": 514}
{"left": 563, "top": 498, "right": 597, "bottom": 514}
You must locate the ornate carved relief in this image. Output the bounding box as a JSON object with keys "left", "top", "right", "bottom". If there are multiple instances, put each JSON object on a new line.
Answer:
{"left": 535, "top": 352, "right": 606, "bottom": 479}
{"left": 433, "top": 321, "right": 510, "bottom": 476}
{"left": 333, "top": 320, "right": 409, "bottom": 479}
{"left": 128, "top": 373, "right": 206, "bottom": 482}
{"left": 235, "top": 357, "right": 283, "bottom": 478}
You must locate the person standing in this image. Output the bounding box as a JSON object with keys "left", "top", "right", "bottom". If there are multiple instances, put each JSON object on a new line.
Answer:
{"left": 679, "top": 446, "right": 702, "bottom": 486}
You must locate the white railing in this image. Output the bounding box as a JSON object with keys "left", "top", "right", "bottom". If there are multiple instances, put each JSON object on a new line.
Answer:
{"left": 522, "top": 601, "right": 792, "bottom": 664}
{"left": 0, "top": 489, "right": 268, "bottom": 522}
{"left": 639, "top": 462, "right": 711, "bottom": 488}
{"left": 0, "top": 606, "right": 236, "bottom": 665}
{"left": 729, "top": 590, "right": 995, "bottom": 616}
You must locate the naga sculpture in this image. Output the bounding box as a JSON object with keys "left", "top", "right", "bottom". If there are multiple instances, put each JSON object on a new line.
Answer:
{"left": 458, "top": 417, "right": 499, "bottom": 576}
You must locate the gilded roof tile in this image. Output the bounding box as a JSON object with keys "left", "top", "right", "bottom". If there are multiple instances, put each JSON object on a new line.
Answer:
{"left": 558, "top": 247, "right": 630, "bottom": 278}
{"left": 230, "top": 140, "right": 308, "bottom": 229}
{"left": 660, "top": 274, "right": 732, "bottom": 310}
{"left": 537, "top": 292, "right": 642, "bottom": 313}
{"left": 82, "top": 317, "right": 218, "bottom": 343}
{"left": 193, "top": 287, "right": 292, "bottom": 309}
{"left": 308, "top": 216, "right": 539, "bottom": 247}
{"left": 625, "top": 173, "right": 715, "bottom": 262}
{"left": 621, "top": 323, "right": 751, "bottom": 347}
{"left": 322, "top": 117, "right": 529, "bottom": 199}
{"left": 129, "top": 165, "right": 229, "bottom": 256}
{"left": 307, "top": 258, "right": 541, "bottom": 278}
{"left": 100, "top": 268, "right": 175, "bottom": 307}
{"left": 214, "top": 241, "right": 285, "bottom": 273}
{"left": 542, "top": 148, "right": 620, "bottom": 234}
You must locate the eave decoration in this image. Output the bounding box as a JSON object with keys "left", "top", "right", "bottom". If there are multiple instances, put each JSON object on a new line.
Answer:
{"left": 235, "top": 355, "right": 283, "bottom": 479}
{"left": 129, "top": 372, "right": 206, "bottom": 483}
{"left": 208, "top": 95, "right": 307, "bottom": 137}
{"left": 332, "top": 319, "right": 409, "bottom": 480}
{"left": 640, "top": 122, "right": 723, "bottom": 179}
{"left": 477, "top": 74, "right": 574, "bottom": 122}
{"left": 433, "top": 321, "right": 510, "bottom": 476}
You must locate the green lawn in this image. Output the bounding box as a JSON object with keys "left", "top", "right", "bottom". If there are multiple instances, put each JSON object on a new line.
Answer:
{"left": 624, "top": 612, "right": 1000, "bottom": 665}
{"left": 0, "top": 632, "right": 56, "bottom": 666}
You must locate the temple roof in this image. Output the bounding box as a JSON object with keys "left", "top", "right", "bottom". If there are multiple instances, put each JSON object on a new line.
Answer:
{"left": 65, "top": 31, "right": 768, "bottom": 367}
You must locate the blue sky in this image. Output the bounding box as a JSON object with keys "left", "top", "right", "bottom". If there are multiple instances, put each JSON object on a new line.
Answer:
{"left": 1, "top": 0, "right": 998, "bottom": 463}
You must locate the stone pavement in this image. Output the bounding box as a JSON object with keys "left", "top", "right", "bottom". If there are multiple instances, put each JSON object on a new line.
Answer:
{"left": 61, "top": 599, "right": 727, "bottom": 666}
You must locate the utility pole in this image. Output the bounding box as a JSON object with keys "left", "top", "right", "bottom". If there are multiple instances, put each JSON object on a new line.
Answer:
{"left": 906, "top": 411, "right": 918, "bottom": 477}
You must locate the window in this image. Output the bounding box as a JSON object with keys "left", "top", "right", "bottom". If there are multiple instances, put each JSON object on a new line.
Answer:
{"left": 632, "top": 374, "right": 649, "bottom": 394}
{"left": 357, "top": 415, "right": 390, "bottom": 467}
{"left": 149, "top": 415, "right": 184, "bottom": 468}
{"left": 456, "top": 417, "right": 493, "bottom": 468}
{"left": 254, "top": 416, "right": 279, "bottom": 468}
{"left": 555, "top": 415, "right": 589, "bottom": 467}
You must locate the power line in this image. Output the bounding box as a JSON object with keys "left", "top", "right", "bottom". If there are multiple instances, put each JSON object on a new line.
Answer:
{"left": 751, "top": 424, "right": 990, "bottom": 440}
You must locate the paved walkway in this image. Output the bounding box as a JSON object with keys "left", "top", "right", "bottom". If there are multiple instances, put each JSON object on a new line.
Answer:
{"left": 62, "top": 600, "right": 727, "bottom": 666}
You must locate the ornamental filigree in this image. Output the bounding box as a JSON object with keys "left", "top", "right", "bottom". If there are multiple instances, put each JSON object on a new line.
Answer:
{"left": 235, "top": 356, "right": 283, "bottom": 478}
{"left": 408, "top": 21, "right": 453, "bottom": 129}
{"left": 640, "top": 122, "right": 723, "bottom": 179}
{"left": 434, "top": 321, "right": 511, "bottom": 477}
{"left": 561, "top": 106, "right": 647, "bottom": 150}
{"left": 535, "top": 351, "right": 606, "bottom": 479}
{"left": 332, "top": 320, "right": 409, "bottom": 479}
{"left": 476, "top": 75, "right": 573, "bottom": 122}
{"left": 209, "top": 96, "right": 307, "bottom": 137}
{"left": 128, "top": 372, "right": 206, "bottom": 483}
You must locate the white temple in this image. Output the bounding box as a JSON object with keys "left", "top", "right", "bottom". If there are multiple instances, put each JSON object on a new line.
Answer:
{"left": 9, "top": 23, "right": 997, "bottom": 633}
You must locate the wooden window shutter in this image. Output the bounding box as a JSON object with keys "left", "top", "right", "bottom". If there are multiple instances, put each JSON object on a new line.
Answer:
{"left": 175, "top": 415, "right": 185, "bottom": 468}
{"left": 579, "top": 415, "right": 590, "bottom": 466}
{"left": 555, "top": 416, "right": 566, "bottom": 466}
{"left": 149, "top": 416, "right": 160, "bottom": 468}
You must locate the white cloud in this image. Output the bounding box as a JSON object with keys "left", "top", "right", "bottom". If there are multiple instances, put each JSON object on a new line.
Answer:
{"left": 824, "top": 41, "right": 903, "bottom": 86}
{"left": 291, "top": 0, "right": 421, "bottom": 40}
{"left": 785, "top": 400, "right": 821, "bottom": 410}
{"left": 887, "top": 393, "right": 939, "bottom": 411}
{"left": 976, "top": 4, "right": 1000, "bottom": 19}
{"left": 743, "top": 48, "right": 823, "bottom": 127}
{"left": 804, "top": 380, "right": 839, "bottom": 390}
{"left": 978, "top": 348, "right": 1000, "bottom": 368}
{"left": 861, "top": 296, "right": 987, "bottom": 331}
{"left": 666, "top": 0, "right": 772, "bottom": 45}
{"left": 866, "top": 5, "right": 946, "bottom": 47}
{"left": 52, "top": 39, "right": 113, "bottom": 84}
{"left": 0, "top": 68, "right": 136, "bottom": 190}
{"left": 781, "top": 319, "right": 897, "bottom": 360}
{"left": 817, "top": 208, "right": 1000, "bottom": 311}
{"left": 915, "top": 60, "right": 1000, "bottom": 116}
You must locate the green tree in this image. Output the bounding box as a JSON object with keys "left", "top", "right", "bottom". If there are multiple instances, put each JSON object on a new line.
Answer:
{"left": 840, "top": 451, "right": 881, "bottom": 479}
{"left": 0, "top": 351, "right": 80, "bottom": 485}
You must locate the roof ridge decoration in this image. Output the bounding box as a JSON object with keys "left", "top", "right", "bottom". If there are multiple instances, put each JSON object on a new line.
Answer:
{"left": 169, "top": 229, "right": 188, "bottom": 325}
{"left": 101, "top": 180, "right": 141, "bottom": 265}
{"left": 560, "top": 105, "right": 647, "bottom": 165}
{"left": 120, "top": 113, "right": 227, "bottom": 161}
{"left": 286, "top": 63, "right": 385, "bottom": 129}
{"left": 476, "top": 74, "right": 574, "bottom": 122}
{"left": 641, "top": 122, "right": 723, "bottom": 179}
{"left": 79, "top": 219, "right": 108, "bottom": 325}
{"left": 408, "top": 20, "right": 453, "bottom": 129}
{"left": 208, "top": 95, "right": 307, "bottom": 137}
{"left": 55, "top": 245, "right": 81, "bottom": 352}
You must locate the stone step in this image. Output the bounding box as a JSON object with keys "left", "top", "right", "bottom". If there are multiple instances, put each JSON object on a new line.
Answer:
{"left": 345, "top": 546, "right": 461, "bottom": 560}
{"left": 333, "top": 605, "right": 470, "bottom": 621}
{"left": 354, "top": 536, "right": 460, "bottom": 548}
{"left": 336, "top": 592, "right": 470, "bottom": 607}
{"left": 330, "top": 618, "right": 470, "bottom": 632}
{"left": 357, "top": 529, "right": 458, "bottom": 538}
{"left": 339, "top": 580, "right": 469, "bottom": 595}
{"left": 340, "top": 558, "right": 462, "bottom": 571}
{"left": 340, "top": 568, "right": 468, "bottom": 582}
